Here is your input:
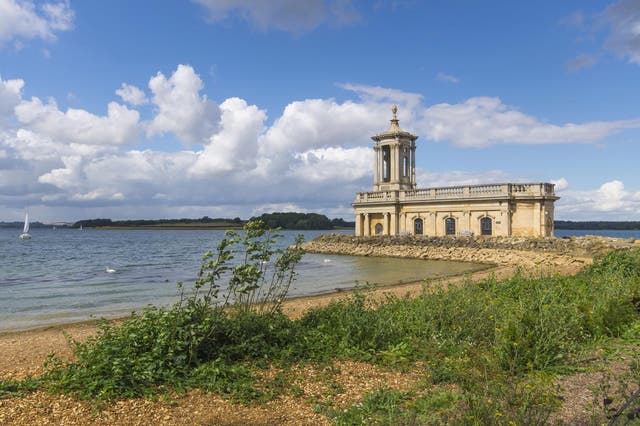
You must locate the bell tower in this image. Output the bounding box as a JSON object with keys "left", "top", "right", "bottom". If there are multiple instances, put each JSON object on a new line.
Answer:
{"left": 372, "top": 105, "right": 418, "bottom": 191}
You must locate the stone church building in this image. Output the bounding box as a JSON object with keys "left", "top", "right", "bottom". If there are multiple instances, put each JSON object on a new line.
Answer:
{"left": 352, "top": 106, "right": 559, "bottom": 237}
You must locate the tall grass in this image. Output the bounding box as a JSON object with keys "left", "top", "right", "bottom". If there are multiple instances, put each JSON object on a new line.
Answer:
{"left": 6, "top": 237, "right": 640, "bottom": 423}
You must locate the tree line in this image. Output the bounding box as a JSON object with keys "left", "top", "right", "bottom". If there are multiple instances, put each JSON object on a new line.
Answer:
{"left": 249, "top": 213, "right": 355, "bottom": 230}
{"left": 69, "top": 213, "right": 355, "bottom": 230}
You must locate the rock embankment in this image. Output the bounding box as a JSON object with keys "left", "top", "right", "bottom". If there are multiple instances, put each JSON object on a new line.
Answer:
{"left": 301, "top": 234, "right": 639, "bottom": 269}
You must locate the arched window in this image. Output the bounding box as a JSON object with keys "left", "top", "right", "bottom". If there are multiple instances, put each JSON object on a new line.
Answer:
{"left": 375, "top": 223, "right": 383, "bottom": 235}
{"left": 445, "top": 217, "right": 456, "bottom": 235}
{"left": 414, "top": 218, "right": 423, "bottom": 235}
{"left": 480, "top": 217, "right": 492, "bottom": 236}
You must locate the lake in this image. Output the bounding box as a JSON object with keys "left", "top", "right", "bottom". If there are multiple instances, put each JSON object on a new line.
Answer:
{"left": 0, "top": 228, "right": 484, "bottom": 331}
{"left": 3, "top": 227, "right": 637, "bottom": 332}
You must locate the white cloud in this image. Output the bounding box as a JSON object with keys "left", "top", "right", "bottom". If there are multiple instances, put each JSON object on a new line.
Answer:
{"left": 0, "top": 75, "right": 24, "bottom": 118}
{"left": 189, "top": 97, "right": 266, "bottom": 177}
{"left": 555, "top": 180, "right": 640, "bottom": 219}
{"left": 436, "top": 72, "right": 460, "bottom": 83}
{"left": 551, "top": 178, "right": 569, "bottom": 192}
{"left": 15, "top": 97, "right": 141, "bottom": 146}
{"left": 6, "top": 128, "right": 115, "bottom": 162}
{"left": 291, "top": 146, "right": 370, "bottom": 183}
{"left": 419, "top": 97, "right": 640, "bottom": 147}
{"left": 602, "top": 0, "right": 640, "bottom": 65}
{"left": 116, "top": 83, "right": 148, "bottom": 106}
{"left": 3, "top": 70, "right": 640, "bottom": 221}
{"left": 0, "top": 0, "right": 73, "bottom": 45}
{"left": 260, "top": 98, "right": 382, "bottom": 155}
{"left": 338, "top": 83, "right": 424, "bottom": 111}
{"left": 192, "top": 0, "right": 359, "bottom": 33}
{"left": 147, "top": 64, "right": 221, "bottom": 145}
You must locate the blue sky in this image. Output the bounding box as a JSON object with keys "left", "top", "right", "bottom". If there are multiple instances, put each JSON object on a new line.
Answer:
{"left": 1, "top": 0, "right": 639, "bottom": 221}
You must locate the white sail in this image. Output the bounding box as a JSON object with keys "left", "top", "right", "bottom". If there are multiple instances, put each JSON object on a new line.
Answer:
{"left": 19, "top": 210, "right": 31, "bottom": 239}
{"left": 23, "top": 211, "right": 30, "bottom": 233}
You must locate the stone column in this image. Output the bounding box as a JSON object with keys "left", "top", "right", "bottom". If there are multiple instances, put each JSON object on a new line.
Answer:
{"left": 364, "top": 213, "right": 370, "bottom": 236}
{"left": 390, "top": 212, "right": 397, "bottom": 236}
{"left": 355, "top": 213, "right": 362, "bottom": 236}
{"left": 432, "top": 212, "right": 437, "bottom": 236}
{"left": 466, "top": 211, "right": 471, "bottom": 234}
{"left": 383, "top": 212, "right": 389, "bottom": 235}
{"left": 373, "top": 146, "right": 379, "bottom": 189}
{"left": 533, "top": 202, "right": 541, "bottom": 237}
{"left": 396, "top": 145, "right": 401, "bottom": 183}
{"left": 411, "top": 144, "right": 416, "bottom": 188}
{"left": 503, "top": 205, "right": 511, "bottom": 237}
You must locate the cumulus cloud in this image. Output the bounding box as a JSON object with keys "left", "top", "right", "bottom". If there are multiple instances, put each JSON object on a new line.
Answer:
{"left": 147, "top": 64, "right": 221, "bottom": 145}
{"left": 556, "top": 180, "right": 640, "bottom": 219}
{"left": 419, "top": 97, "right": 640, "bottom": 147}
{"left": 192, "top": 0, "right": 359, "bottom": 33}
{"left": 0, "top": 0, "right": 73, "bottom": 46}
{"left": 3, "top": 69, "right": 640, "bottom": 221}
{"left": 0, "top": 75, "right": 24, "bottom": 118}
{"left": 261, "top": 98, "right": 380, "bottom": 154}
{"left": 190, "top": 97, "right": 266, "bottom": 177}
{"left": 291, "top": 146, "right": 370, "bottom": 183}
{"left": 15, "top": 97, "right": 141, "bottom": 146}
{"left": 116, "top": 83, "right": 148, "bottom": 106}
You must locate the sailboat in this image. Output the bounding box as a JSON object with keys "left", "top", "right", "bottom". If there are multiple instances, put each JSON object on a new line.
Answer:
{"left": 19, "top": 211, "right": 31, "bottom": 240}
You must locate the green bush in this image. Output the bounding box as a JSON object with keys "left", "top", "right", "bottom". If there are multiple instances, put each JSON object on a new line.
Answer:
{"left": 44, "top": 220, "right": 304, "bottom": 400}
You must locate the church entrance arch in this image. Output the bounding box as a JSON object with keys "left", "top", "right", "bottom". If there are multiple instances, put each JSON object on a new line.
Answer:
{"left": 414, "top": 218, "right": 423, "bottom": 235}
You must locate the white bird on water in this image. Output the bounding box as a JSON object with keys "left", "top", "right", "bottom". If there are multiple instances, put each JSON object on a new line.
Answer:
{"left": 105, "top": 267, "right": 116, "bottom": 273}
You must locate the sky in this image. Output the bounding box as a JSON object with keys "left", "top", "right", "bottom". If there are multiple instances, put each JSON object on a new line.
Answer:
{"left": 1, "top": 0, "right": 640, "bottom": 222}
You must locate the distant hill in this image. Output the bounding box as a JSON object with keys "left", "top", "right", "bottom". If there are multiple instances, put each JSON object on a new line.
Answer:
{"left": 555, "top": 221, "right": 640, "bottom": 230}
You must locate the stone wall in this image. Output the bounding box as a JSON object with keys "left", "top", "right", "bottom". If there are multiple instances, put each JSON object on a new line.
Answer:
{"left": 301, "top": 234, "right": 638, "bottom": 269}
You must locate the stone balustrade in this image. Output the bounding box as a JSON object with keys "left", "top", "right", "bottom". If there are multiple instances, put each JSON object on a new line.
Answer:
{"left": 354, "top": 183, "right": 556, "bottom": 204}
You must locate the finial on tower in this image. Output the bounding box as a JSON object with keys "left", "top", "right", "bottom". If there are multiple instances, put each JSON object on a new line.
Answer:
{"left": 389, "top": 104, "right": 400, "bottom": 130}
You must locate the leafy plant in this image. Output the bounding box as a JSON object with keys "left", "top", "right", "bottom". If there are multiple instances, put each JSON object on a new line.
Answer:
{"left": 43, "top": 220, "right": 304, "bottom": 400}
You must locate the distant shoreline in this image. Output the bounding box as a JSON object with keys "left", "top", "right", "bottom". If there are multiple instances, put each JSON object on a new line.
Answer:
{"left": 81, "top": 225, "right": 355, "bottom": 231}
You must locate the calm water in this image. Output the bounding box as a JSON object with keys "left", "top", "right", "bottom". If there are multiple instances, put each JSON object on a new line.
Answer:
{"left": 555, "top": 229, "right": 640, "bottom": 239}
{"left": 0, "top": 228, "right": 483, "bottom": 331}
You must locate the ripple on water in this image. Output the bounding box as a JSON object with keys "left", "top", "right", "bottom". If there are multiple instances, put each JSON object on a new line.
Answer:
{"left": 0, "top": 228, "right": 486, "bottom": 331}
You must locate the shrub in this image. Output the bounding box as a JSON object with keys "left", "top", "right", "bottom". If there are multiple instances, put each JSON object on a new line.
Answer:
{"left": 44, "top": 220, "right": 303, "bottom": 400}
